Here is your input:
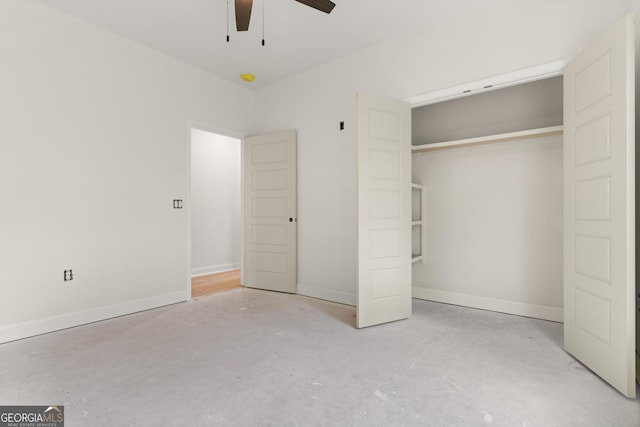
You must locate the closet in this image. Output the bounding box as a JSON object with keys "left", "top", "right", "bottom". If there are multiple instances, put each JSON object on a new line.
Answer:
{"left": 358, "top": 15, "right": 635, "bottom": 398}
{"left": 410, "top": 76, "right": 565, "bottom": 322}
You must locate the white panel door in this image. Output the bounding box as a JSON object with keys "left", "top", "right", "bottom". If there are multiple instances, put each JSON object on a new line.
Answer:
{"left": 564, "top": 14, "right": 635, "bottom": 398}
{"left": 357, "top": 93, "right": 412, "bottom": 328}
{"left": 243, "top": 131, "right": 297, "bottom": 293}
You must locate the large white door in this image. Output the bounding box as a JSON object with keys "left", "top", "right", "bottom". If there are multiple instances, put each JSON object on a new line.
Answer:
{"left": 356, "top": 93, "right": 412, "bottom": 328}
{"left": 243, "top": 131, "right": 297, "bottom": 293}
{"left": 564, "top": 14, "right": 635, "bottom": 398}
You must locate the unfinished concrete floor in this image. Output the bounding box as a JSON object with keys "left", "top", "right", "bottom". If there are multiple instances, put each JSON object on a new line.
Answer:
{"left": 0, "top": 288, "right": 638, "bottom": 426}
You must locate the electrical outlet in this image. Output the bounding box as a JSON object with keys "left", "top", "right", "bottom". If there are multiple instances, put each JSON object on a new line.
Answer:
{"left": 339, "top": 121, "right": 345, "bottom": 131}
{"left": 173, "top": 199, "right": 183, "bottom": 209}
{"left": 64, "top": 270, "right": 73, "bottom": 281}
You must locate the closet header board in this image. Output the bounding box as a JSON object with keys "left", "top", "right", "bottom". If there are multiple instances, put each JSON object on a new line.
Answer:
{"left": 412, "top": 75, "right": 563, "bottom": 145}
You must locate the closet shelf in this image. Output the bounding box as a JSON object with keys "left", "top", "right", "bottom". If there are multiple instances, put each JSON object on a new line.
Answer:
{"left": 411, "top": 125, "right": 563, "bottom": 153}
{"left": 411, "top": 183, "right": 424, "bottom": 264}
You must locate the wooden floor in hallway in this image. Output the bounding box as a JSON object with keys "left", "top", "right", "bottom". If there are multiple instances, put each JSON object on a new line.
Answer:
{"left": 191, "top": 269, "right": 241, "bottom": 298}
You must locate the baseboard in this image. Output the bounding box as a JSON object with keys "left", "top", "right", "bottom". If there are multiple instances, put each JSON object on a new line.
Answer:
{"left": 411, "top": 286, "right": 563, "bottom": 322}
{"left": 0, "top": 291, "right": 186, "bottom": 344}
{"left": 191, "top": 263, "right": 240, "bottom": 277}
{"left": 297, "top": 284, "right": 355, "bottom": 306}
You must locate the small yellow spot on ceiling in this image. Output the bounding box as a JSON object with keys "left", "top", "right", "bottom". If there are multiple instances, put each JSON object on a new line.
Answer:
{"left": 241, "top": 73, "right": 255, "bottom": 82}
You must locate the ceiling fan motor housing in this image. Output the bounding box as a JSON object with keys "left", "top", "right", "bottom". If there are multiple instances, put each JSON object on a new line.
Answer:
{"left": 234, "top": 0, "right": 335, "bottom": 32}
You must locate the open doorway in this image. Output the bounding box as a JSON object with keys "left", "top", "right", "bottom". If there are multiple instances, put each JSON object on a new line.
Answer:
{"left": 189, "top": 125, "right": 242, "bottom": 298}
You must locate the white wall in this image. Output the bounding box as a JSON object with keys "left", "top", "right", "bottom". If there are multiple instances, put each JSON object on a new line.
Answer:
{"left": 0, "top": 0, "right": 254, "bottom": 343}
{"left": 252, "top": 0, "right": 632, "bottom": 305}
{"left": 412, "top": 135, "right": 564, "bottom": 321}
{"left": 190, "top": 129, "right": 241, "bottom": 276}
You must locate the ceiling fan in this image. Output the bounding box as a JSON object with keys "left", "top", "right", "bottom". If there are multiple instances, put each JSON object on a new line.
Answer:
{"left": 234, "top": 0, "right": 336, "bottom": 32}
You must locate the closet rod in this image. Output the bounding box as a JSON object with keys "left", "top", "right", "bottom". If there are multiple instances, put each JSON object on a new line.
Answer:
{"left": 412, "top": 125, "right": 564, "bottom": 153}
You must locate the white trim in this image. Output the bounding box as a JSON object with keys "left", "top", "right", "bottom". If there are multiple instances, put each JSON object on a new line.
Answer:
{"left": 187, "top": 120, "right": 245, "bottom": 140}
{"left": 404, "top": 60, "right": 567, "bottom": 108}
{"left": 191, "top": 263, "right": 241, "bottom": 277}
{"left": 240, "top": 140, "right": 245, "bottom": 287}
{"left": 0, "top": 291, "right": 185, "bottom": 344}
{"left": 186, "top": 123, "right": 193, "bottom": 301}
{"left": 297, "top": 284, "right": 355, "bottom": 306}
{"left": 412, "top": 125, "right": 564, "bottom": 153}
{"left": 412, "top": 286, "right": 563, "bottom": 322}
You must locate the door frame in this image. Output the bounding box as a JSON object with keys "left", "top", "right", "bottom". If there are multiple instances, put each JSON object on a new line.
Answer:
{"left": 404, "top": 60, "right": 567, "bottom": 108}
{"left": 185, "top": 120, "right": 246, "bottom": 300}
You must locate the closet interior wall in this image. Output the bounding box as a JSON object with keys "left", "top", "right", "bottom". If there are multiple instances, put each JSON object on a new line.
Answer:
{"left": 411, "top": 76, "right": 565, "bottom": 321}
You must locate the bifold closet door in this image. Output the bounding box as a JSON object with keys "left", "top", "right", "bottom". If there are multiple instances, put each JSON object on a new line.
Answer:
{"left": 356, "top": 93, "right": 412, "bottom": 328}
{"left": 563, "top": 13, "right": 636, "bottom": 398}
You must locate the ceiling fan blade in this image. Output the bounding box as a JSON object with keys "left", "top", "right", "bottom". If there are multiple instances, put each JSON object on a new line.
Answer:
{"left": 235, "top": 0, "right": 253, "bottom": 31}
{"left": 294, "top": 0, "right": 336, "bottom": 14}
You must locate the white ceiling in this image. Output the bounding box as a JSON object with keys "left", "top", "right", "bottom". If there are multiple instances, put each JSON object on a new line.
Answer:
{"left": 34, "top": 0, "right": 497, "bottom": 90}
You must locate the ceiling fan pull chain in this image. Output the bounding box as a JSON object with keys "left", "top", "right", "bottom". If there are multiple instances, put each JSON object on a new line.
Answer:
{"left": 261, "top": 0, "right": 265, "bottom": 46}
{"left": 226, "top": 0, "right": 230, "bottom": 42}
